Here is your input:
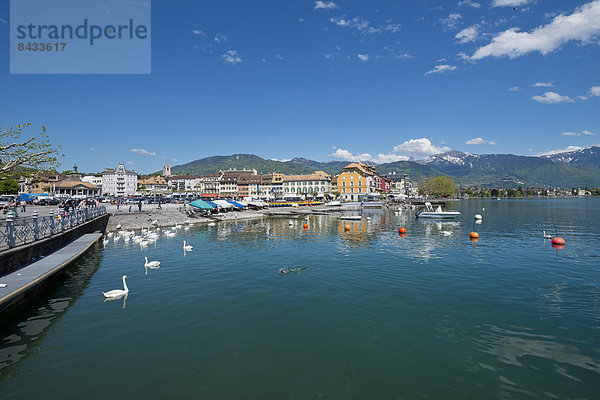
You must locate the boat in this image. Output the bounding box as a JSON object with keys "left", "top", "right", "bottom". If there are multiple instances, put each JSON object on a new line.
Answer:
{"left": 340, "top": 215, "right": 362, "bottom": 220}
{"left": 416, "top": 202, "right": 461, "bottom": 219}
{"left": 325, "top": 200, "right": 341, "bottom": 206}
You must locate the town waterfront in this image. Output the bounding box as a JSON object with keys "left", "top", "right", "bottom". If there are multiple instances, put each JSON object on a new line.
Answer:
{"left": 1, "top": 198, "right": 599, "bottom": 399}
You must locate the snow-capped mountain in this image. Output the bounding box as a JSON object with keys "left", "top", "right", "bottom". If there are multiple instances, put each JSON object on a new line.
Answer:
{"left": 541, "top": 146, "right": 600, "bottom": 169}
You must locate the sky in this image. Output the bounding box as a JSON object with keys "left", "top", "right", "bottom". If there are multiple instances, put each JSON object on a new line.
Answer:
{"left": 0, "top": 0, "right": 599, "bottom": 174}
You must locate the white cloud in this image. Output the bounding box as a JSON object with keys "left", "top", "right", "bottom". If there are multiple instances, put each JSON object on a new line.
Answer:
{"left": 192, "top": 30, "right": 205, "bottom": 36}
{"left": 89, "top": 147, "right": 96, "bottom": 151}
{"left": 466, "top": 137, "right": 496, "bottom": 145}
{"left": 458, "top": 1, "right": 481, "bottom": 8}
{"left": 357, "top": 53, "right": 369, "bottom": 62}
{"left": 425, "top": 64, "right": 457, "bottom": 75}
{"left": 533, "top": 82, "right": 553, "bottom": 87}
{"left": 393, "top": 138, "right": 451, "bottom": 157}
{"left": 492, "top": 0, "right": 529, "bottom": 6}
{"left": 330, "top": 149, "right": 409, "bottom": 163}
{"left": 329, "top": 16, "right": 400, "bottom": 35}
{"left": 270, "top": 158, "right": 291, "bottom": 162}
{"left": 472, "top": 1, "right": 600, "bottom": 59}
{"left": 314, "top": 1, "right": 337, "bottom": 10}
{"left": 577, "top": 95, "right": 589, "bottom": 100}
{"left": 440, "top": 13, "right": 462, "bottom": 30}
{"left": 456, "top": 24, "right": 479, "bottom": 43}
{"left": 508, "top": 86, "right": 520, "bottom": 91}
{"left": 298, "top": 18, "right": 305, "bottom": 23}
{"left": 214, "top": 33, "right": 227, "bottom": 43}
{"left": 126, "top": 161, "right": 135, "bottom": 165}
{"left": 537, "top": 145, "right": 584, "bottom": 156}
{"left": 562, "top": 130, "right": 595, "bottom": 136}
{"left": 531, "top": 91, "right": 574, "bottom": 104}
{"left": 221, "top": 50, "right": 243, "bottom": 65}
{"left": 130, "top": 148, "right": 156, "bottom": 156}
{"left": 590, "top": 86, "right": 600, "bottom": 96}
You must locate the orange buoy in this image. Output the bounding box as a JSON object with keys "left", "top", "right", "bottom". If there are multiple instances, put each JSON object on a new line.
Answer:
{"left": 303, "top": 223, "right": 308, "bottom": 229}
{"left": 551, "top": 237, "right": 565, "bottom": 245}
{"left": 398, "top": 227, "right": 407, "bottom": 234}
{"left": 470, "top": 232, "right": 479, "bottom": 239}
{"left": 344, "top": 224, "right": 350, "bottom": 230}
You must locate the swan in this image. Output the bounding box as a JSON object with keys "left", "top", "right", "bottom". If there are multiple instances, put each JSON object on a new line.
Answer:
{"left": 116, "top": 223, "right": 122, "bottom": 230}
{"left": 107, "top": 232, "right": 114, "bottom": 237}
{"left": 166, "top": 231, "right": 176, "bottom": 238}
{"left": 151, "top": 220, "right": 159, "bottom": 225}
{"left": 144, "top": 256, "right": 161, "bottom": 268}
{"left": 442, "top": 231, "right": 453, "bottom": 236}
{"left": 542, "top": 230, "right": 552, "bottom": 239}
{"left": 102, "top": 275, "right": 129, "bottom": 298}
{"left": 208, "top": 222, "right": 216, "bottom": 227}
{"left": 102, "top": 237, "right": 109, "bottom": 246}
{"left": 183, "top": 241, "right": 193, "bottom": 251}
{"left": 114, "top": 235, "right": 121, "bottom": 242}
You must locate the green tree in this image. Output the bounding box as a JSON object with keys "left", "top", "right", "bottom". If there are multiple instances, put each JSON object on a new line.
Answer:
{"left": 1, "top": 123, "right": 62, "bottom": 178}
{"left": 0, "top": 177, "right": 19, "bottom": 194}
{"left": 426, "top": 176, "right": 455, "bottom": 198}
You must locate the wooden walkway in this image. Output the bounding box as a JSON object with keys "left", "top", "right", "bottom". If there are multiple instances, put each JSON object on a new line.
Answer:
{"left": 0, "top": 233, "right": 102, "bottom": 312}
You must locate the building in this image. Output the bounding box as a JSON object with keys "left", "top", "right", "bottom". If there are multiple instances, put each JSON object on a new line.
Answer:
{"left": 167, "top": 175, "right": 201, "bottom": 192}
{"left": 199, "top": 172, "right": 221, "bottom": 196}
{"left": 82, "top": 175, "right": 103, "bottom": 189}
{"left": 138, "top": 175, "right": 168, "bottom": 192}
{"left": 162, "top": 163, "right": 171, "bottom": 177}
{"left": 238, "top": 175, "right": 261, "bottom": 198}
{"left": 102, "top": 163, "right": 138, "bottom": 196}
{"left": 282, "top": 171, "right": 332, "bottom": 197}
{"left": 259, "top": 173, "right": 284, "bottom": 198}
{"left": 337, "top": 163, "right": 382, "bottom": 201}
{"left": 219, "top": 170, "right": 256, "bottom": 197}
{"left": 53, "top": 181, "right": 100, "bottom": 197}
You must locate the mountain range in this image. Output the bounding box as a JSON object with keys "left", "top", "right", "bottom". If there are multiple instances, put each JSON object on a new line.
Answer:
{"left": 168, "top": 146, "right": 600, "bottom": 188}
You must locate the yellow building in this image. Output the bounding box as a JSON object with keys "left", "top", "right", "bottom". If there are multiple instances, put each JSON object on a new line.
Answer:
{"left": 337, "top": 163, "right": 381, "bottom": 201}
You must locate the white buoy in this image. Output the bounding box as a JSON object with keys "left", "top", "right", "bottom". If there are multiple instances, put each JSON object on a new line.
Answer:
{"left": 475, "top": 214, "right": 482, "bottom": 220}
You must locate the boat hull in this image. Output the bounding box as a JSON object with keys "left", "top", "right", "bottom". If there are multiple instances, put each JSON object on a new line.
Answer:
{"left": 416, "top": 212, "right": 461, "bottom": 219}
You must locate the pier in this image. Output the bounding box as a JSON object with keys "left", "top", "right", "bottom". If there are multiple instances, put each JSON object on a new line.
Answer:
{"left": 0, "top": 233, "right": 102, "bottom": 312}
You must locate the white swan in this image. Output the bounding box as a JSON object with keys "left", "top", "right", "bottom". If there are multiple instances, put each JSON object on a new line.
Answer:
{"left": 102, "top": 237, "right": 109, "bottom": 246}
{"left": 542, "top": 230, "right": 552, "bottom": 239}
{"left": 102, "top": 275, "right": 129, "bottom": 298}
{"left": 144, "top": 256, "right": 161, "bottom": 268}
{"left": 166, "top": 231, "right": 176, "bottom": 238}
{"left": 208, "top": 222, "right": 216, "bottom": 227}
{"left": 107, "top": 232, "right": 114, "bottom": 237}
{"left": 116, "top": 223, "right": 122, "bottom": 230}
{"left": 183, "top": 241, "right": 193, "bottom": 251}
{"left": 442, "top": 231, "right": 453, "bottom": 236}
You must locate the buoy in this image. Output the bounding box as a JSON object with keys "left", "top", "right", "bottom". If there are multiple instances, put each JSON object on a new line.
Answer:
{"left": 552, "top": 243, "right": 565, "bottom": 250}
{"left": 470, "top": 232, "right": 479, "bottom": 239}
{"left": 303, "top": 223, "right": 308, "bottom": 229}
{"left": 470, "top": 237, "right": 479, "bottom": 243}
{"left": 398, "top": 227, "right": 407, "bottom": 234}
{"left": 475, "top": 214, "right": 482, "bottom": 220}
{"left": 399, "top": 233, "right": 406, "bottom": 238}
{"left": 551, "top": 237, "right": 565, "bottom": 245}
{"left": 344, "top": 224, "right": 350, "bottom": 230}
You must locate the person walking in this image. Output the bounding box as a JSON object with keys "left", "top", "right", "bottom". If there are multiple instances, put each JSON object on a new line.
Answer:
{"left": 20, "top": 199, "right": 26, "bottom": 213}
{"left": 138, "top": 199, "right": 142, "bottom": 212}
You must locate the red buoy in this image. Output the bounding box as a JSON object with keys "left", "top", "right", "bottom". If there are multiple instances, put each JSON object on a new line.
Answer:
{"left": 470, "top": 232, "right": 479, "bottom": 239}
{"left": 551, "top": 237, "right": 565, "bottom": 245}
{"left": 303, "top": 223, "right": 308, "bottom": 229}
{"left": 398, "top": 227, "right": 406, "bottom": 234}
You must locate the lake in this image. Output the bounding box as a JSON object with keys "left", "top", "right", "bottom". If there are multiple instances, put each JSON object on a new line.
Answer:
{"left": 1, "top": 198, "right": 599, "bottom": 399}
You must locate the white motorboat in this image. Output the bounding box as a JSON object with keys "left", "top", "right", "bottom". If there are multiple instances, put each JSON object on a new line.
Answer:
{"left": 416, "top": 202, "right": 461, "bottom": 219}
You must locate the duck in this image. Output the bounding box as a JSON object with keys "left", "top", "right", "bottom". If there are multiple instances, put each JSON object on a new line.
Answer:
{"left": 144, "top": 256, "right": 161, "bottom": 268}
{"left": 542, "top": 230, "right": 552, "bottom": 239}
{"left": 183, "top": 241, "right": 193, "bottom": 251}
{"left": 102, "top": 275, "right": 129, "bottom": 298}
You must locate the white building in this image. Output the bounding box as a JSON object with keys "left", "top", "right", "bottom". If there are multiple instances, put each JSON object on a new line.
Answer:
{"left": 82, "top": 175, "right": 103, "bottom": 188}
{"left": 102, "top": 163, "right": 138, "bottom": 196}
{"left": 283, "top": 171, "right": 332, "bottom": 197}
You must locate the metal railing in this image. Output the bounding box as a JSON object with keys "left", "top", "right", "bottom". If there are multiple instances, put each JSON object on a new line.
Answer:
{"left": 0, "top": 206, "right": 107, "bottom": 251}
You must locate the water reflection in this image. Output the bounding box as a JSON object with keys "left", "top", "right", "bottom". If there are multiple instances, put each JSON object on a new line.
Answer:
{"left": 103, "top": 293, "right": 128, "bottom": 309}
{"left": 0, "top": 247, "right": 103, "bottom": 375}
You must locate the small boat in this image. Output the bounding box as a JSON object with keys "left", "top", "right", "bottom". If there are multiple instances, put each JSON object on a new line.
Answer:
{"left": 325, "top": 200, "right": 341, "bottom": 206}
{"left": 340, "top": 215, "right": 362, "bottom": 220}
{"left": 416, "top": 202, "right": 461, "bottom": 219}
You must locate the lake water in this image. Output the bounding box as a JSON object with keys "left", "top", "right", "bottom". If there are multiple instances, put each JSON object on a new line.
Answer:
{"left": 1, "top": 199, "right": 599, "bottom": 399}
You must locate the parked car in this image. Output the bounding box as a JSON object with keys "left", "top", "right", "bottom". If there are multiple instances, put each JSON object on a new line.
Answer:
{"left": 37, "top": 197, "right": 60, "bottom": 206}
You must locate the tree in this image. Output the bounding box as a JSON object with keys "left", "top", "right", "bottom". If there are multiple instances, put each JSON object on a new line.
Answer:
{"left": 0, "top": 177, "right": 19, "bottom": 194}
{"left": 1, "top": 123, "right": 62, "bottom": 178}
{"left": 490, "top": 188, "right": 499, "bottom": 197}
{"left": 417, "top": 176, "right": 430, "bottom": 196}
{"left": 426, "top": 176, "right": 455, "bottom": 198}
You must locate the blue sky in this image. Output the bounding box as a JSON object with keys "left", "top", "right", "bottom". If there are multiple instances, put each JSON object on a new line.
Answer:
{"left": 1, "top": 0, "right": 599, "bottom": 173}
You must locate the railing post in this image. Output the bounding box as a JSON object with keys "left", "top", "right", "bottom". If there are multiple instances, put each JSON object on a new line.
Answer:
{"left": 6, "top": 211, "right": 16, "bottom": 248}
{"left": 33, "top": 210, "right": 39, "bottom": 240}
{"left": 49, "top": 210, "right": 55, "bottom": 234}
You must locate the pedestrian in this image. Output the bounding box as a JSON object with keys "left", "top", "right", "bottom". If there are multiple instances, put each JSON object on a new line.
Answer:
{"left": 129, "top": 205, "right": 132, "bottom": 213}
{"left": 20, "top": 199, "right": 26, "bottom": 213}
{"left": 157, "top": 199, "right": 162, "bottom": 210}
{"left": 138, "top": 199, "right": 142, "bottom": 212}
{"left": 116, "top": 199, "right": 120, "bottom": 211}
